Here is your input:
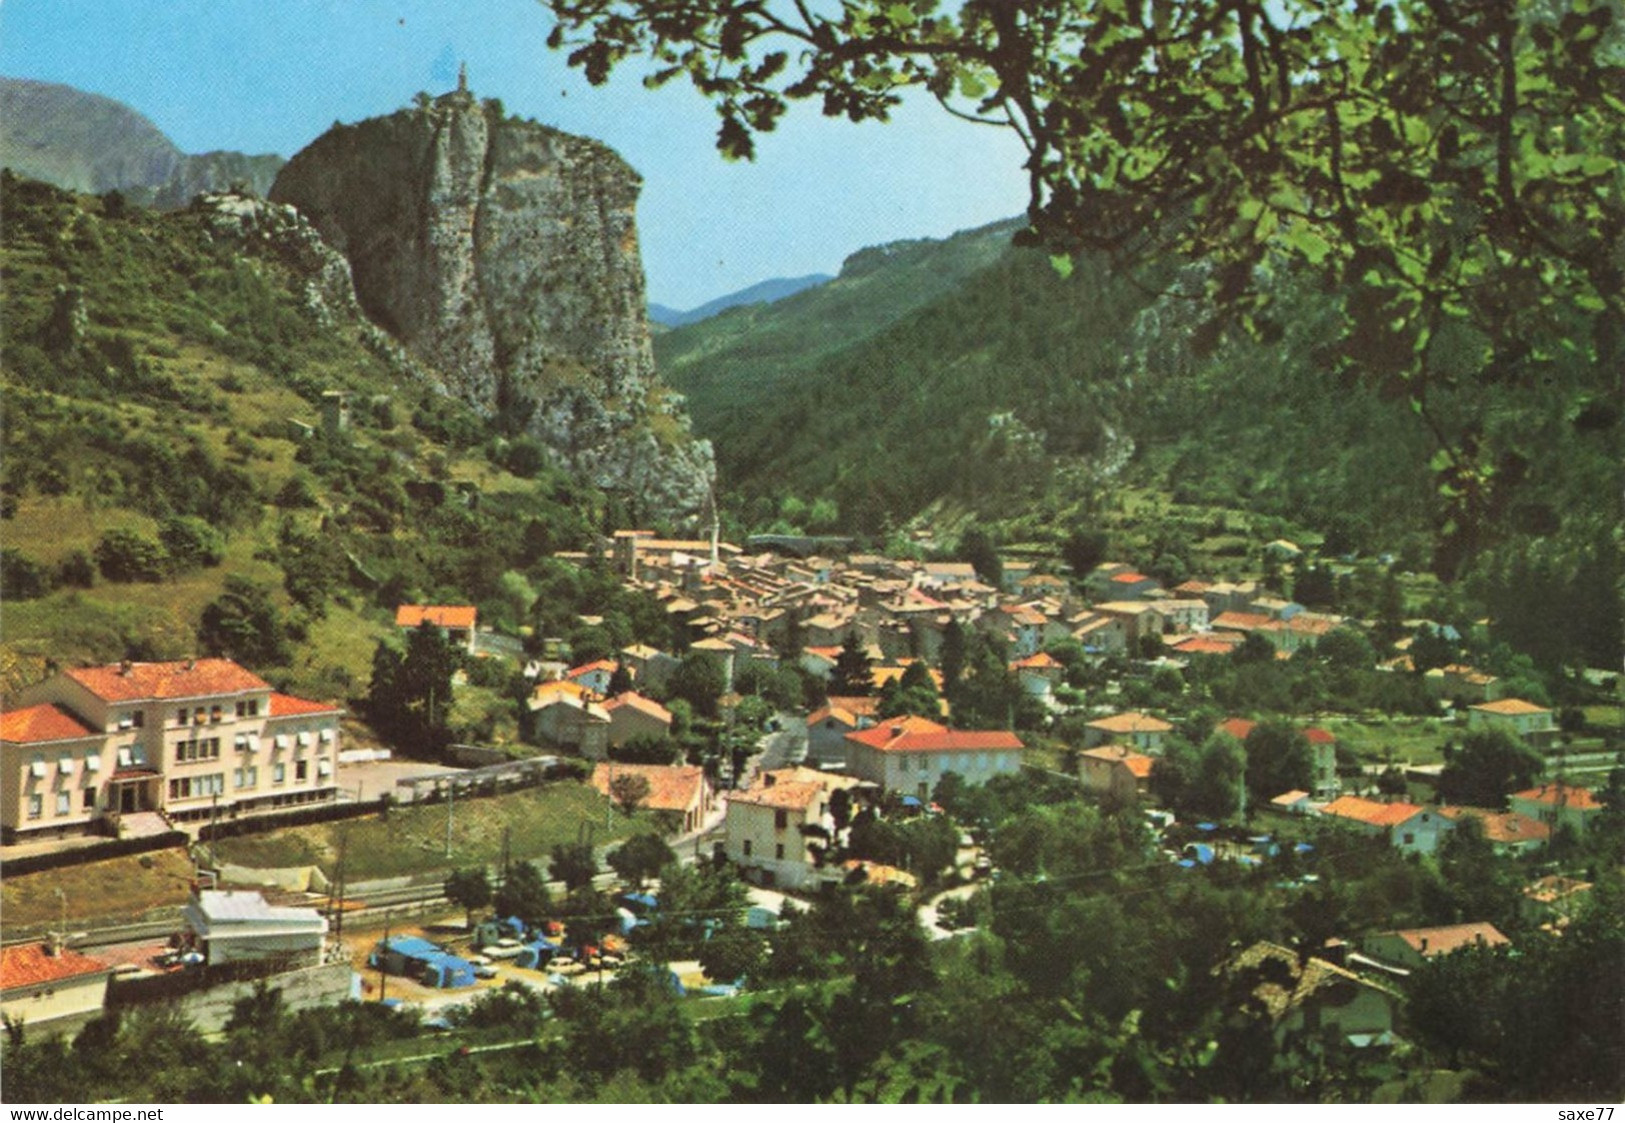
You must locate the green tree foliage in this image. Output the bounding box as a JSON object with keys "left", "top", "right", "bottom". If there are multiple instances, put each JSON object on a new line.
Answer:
{"left": 1242, "top": 720, "right": 1314, "bottom": 804}
{"left": 157, "top": 516, "right": 224, "bottom": 572}
{"left": 546, "top": 0, "right": 1623, "bottom": 574}
{"left": 492, "top": 860, "right": 552, "bottom": 927}
{"left": 443, "top": 867, "right": 492, "bottom": 928}
{"left": 93, "top": 528, "right": 167, "bottom": 582}
{"left": 609, "top": 733, "right": 680, "bottom": 765}
{"left": 1, "top": 549, "right": 53, "bottom": 601}
{"left": 367, "top": 623, "right": 458, "bottom": 751}
{"left": 958, "top": 527, "right": 1003, "bottom": 589}
{"left": 607, "top": 771, "right": 652, "bottom": 817}
{"left": 665, "top": 652, "right": 727, "bottom": 718}
{"left": 947, "top": 632, "right": 1026, "bottom": 729}
{"left": 606, "top": 832, "right": 675, "bottom": 887}
{"left": 1061, "top": 527, "right": 1109, "bottom": 579}
{"left": 1438, "top": 728, "right": 1544, "bottom": 808}
{"left": 829, "top": 630, "right": 875, "bottom": 697}
{"left": 548, "top": 841, "right": 598, "bottom": 892}
{"left": 198, "top": 576, "right": 292, "bottom": 668}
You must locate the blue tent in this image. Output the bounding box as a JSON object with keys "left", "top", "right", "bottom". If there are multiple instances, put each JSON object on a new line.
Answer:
{"left": 1196, "top": 822, "right": 1217, "bottom": 832}
{"left": 418, "top": 952, "right": 477, "bottom": 988}
{"left": 1294, "top": 842, "right": 1315, "bottom": 854}
{"left": 901, "top": 795, "right": 923, "bottom": 808}
{"left": 1186, "top": 843, "right": 1215, "bottom": 865}
{"left": 620, "top": 892, "right": 659, "bottom": 913}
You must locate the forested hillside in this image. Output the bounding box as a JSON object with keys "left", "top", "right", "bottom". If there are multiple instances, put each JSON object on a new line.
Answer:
{"left": 656, "top": 227, "right": 1620, "bottom": 670}
{"left": 0, "top": 175, "right": 667, "bottom": 713}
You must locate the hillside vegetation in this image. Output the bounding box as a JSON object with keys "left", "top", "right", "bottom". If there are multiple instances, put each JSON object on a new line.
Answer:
{"left": 658, "top": 227, "right": 1620, "bottom": 670}
{"left": 0, "top": 175, "right": 656, "bottom": 709}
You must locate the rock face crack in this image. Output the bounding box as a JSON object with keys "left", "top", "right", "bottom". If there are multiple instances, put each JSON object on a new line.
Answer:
{"left": 270, "top": 88, "right": 713, "bottom": 520}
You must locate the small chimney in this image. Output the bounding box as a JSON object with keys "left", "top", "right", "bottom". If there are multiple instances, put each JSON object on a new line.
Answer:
{"left": 186, "top": 659, "right": 196, "bottom": 671}
{"left": 119, "top": 660, "right": 132, "bottom": 676}
{"left": 45, "top": 934, "right": 61, "bottom": 957}
{"left": 891, "top": 725, "right": 905, "bottom": 738}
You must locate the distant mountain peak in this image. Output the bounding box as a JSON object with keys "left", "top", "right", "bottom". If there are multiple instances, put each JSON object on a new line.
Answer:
{"left": 650, "top": 273, "right": 834, "bottom": 327}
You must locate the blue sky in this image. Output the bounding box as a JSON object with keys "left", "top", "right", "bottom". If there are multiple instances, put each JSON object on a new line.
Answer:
{"left": 0, "top": 0, "right": 1029, "bottom": 310}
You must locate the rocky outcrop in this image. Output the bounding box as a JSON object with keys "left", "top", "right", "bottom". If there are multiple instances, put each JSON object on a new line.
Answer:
{"left": 269, "top": 83, "right": 713, "bottom": 519}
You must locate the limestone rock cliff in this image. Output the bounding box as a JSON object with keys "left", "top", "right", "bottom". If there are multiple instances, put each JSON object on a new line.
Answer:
{"left": 269, "top": 83, "right": 712, "bottom": 520}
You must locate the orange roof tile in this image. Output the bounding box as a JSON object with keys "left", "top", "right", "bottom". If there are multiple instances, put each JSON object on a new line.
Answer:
{"left": 1511, "top": 782, "right": 1602, "bottom": 812}
{"left": 1080, "top": 745, "right": 1155, "bottom": 778}
{"left": 1321, "top": 795, "right": 1424, "bottom": 828}
{"left": 1011, "top": 652, "right": 1062, "bottom": 670}
{"left": 395, "top": 604, "right": 477, "bottom": 629}
{"left": 0, "top": 703, "right": 98, "bottom": 744}
{"left": 1111, "top": 572, "right": 1152, "bottom": 584}
{"left": 1389, "top": 922, "right": 1510, "bottom": 957}
{"left": 1, "top": 943, "right": 111, "bottom": 990}
{"left": 590, "top": 763, "right": 705, "bottom": 813}
{"left": 567, "top": 659, "right": 619, "bottom": 679}
{"left": 1441, "top": 806, "right": 1550, "bottom": 844}
{"left": 64, "top": 659, "right": 269, "bottom": 703}
{"left": 1472, "top": 698, "right": 1551, "bottom": 716}
{"left": 846, "top": 717, "right": 1023, "bottom": 754}
{"left": 268, "top": 693, "right": 342, "bottom": 718}
{"left": 728, "top": 779, "right": 826, "bottom": 812}
{"left": 1212, "top": 611, "right": 1272, "bottom": 632}
{"left": 604, "top": 692, "right": 672, "bottom": 724}
{"left": 1173, "top": 635, "right": 1238, "bottom": 655}
{"left": 1217, "top": 717, "right": 1256, "bottom": 741}
{"left": 1087, "top": 711, "right": 1172, "bottom": 734}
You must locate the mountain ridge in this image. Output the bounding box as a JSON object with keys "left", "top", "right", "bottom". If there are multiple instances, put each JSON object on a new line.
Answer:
{"left": 0, "top": 77, "right": 283, "bottom": 205}
{"left": 650, "top": 273, "right": 833, "bottom": 328}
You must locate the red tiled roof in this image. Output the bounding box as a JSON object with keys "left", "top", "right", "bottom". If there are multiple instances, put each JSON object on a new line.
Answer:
{"left": 1511, "top": 782, "right": 1602, "bottom": 812}
{"left": 1321, "top": 796, "right": 1424, "bottom": 828}
{"left": 604, "top": 692, "right": 673, "bottom": 724}
{"left": 728, "top": 779, "right": 826, "bottom": 812}
{"left": 1472, "top": 698, "right": 1551, "bottom": 716}
{"left": 1172, "top": 635, "right": 1238, "bottom": 655}
{"left": 0, "top": 703, "right": 98, "bottom": 744}
{"left": 1441, "top": 806, "right": 1551, "bottom": 844}
{"left": 268, "top": 693, "right": 341, "bottom": 718}
{"left": 1304, "top": 727, "right": 1336, "bottom": 745}
{"left": 846, "top": 717, "right": 1023, "bottom": 754}
{"left": 1390, "top": 923, "right": 1510, "bottom": 958}
{"left": 1087, "top": 711, "right": 1172, "bottom": 734}
{"left": 395, "top": 605, "right": 477, "bottom": 629}
{"left": 1011, "top": 652, "right": 1062, "bottom": 670}
{"left": 1217, "top": 717, "right": 1256, "bottom": 741}
{"left": 590, "top": 763, "right": 705, "bottom": 813}
{"left": 1212, "top": 612, "right": 1272, "bottom": 632}
{"left": 64, "top": 659, "right": 269, "bottom": 703}
{"left": 1080, "top": 746, "right": 1155, "bottom": 778}
{"left": 1111, "top": 572, "right": 1152, "bottom": 584}
{"left": 567, "top": 659, "right": 618, "bottom": 678}
{"left": 0, "top": 944, "right": 111, "bottom": 990}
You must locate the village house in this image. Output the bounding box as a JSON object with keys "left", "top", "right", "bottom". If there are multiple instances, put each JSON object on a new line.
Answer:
{"left": 1070, "top": 611, "right": 1129, "bottom": 655}
{"left": 592, "top": 761, "right": 711, "bottom": 833}
{"left": 1219, "top": 941, "right": 1400, "bottom": 1049}
{"left": 527, "top": 681, "right": 610, "bottom": 760}
{"left": 1318, "top": 796, "right": 1454, "bottom": 854}
{"left": 564, "top": 659, "right": 618, "bottom": 697}
{"left": 844, "top": 716, "right": 1024, "bottom": 799}
{"left": 1509, "top": 781, "right": 1603, "bottom": 835}
{"left": 724, "top": 766, "right": 862, "bottom": 890}
{"left": 1424, "top": 664, "right": 1504, "bottom": 705}
{"left": 1077, "top": 745, "right": 1154, "bottom": 807}
{"left": 1091, "top": 601, "right": 1168, "bottom": 648}
{"left": 1083, "top": 711, "right": 1173, "bottom": 752}
{"left": 1521, "top": 875, "right": 1593, "bottom": 929}
{"left": 1467, "top": 698, "right": 1555, "bottom": 745}
{"left": 1362, "top": 922, "right": 1510, "bottom": 970}
{"left": 3, "top": 659, "right": 343, "bottom": 843}
{"left": 0, "top": 941, "right": 115, "bottom": 1037}
{"left": 602, "top": 692, "right": 674, "bottom": 749}
{"left": 619, "top": 643, "right": 680, "bottom": 694}
{"left": 394, "top": 604, "right": 478, "bottom": 654}
{"left": 1010, "top": 652, "right": 1066, "bottom": 700}
{"left": 1439, "top": 806, "right": 1550, "bottom": 855}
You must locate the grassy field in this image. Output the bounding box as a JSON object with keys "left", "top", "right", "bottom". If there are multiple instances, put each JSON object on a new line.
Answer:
{"left": 1322, "top": 715, "right": 1454, "bottom": 766}
{"left": 212, "top": 781, "right": 642, "bottom": 884}
{"left": 2, "top": 847, "right": 196, "bottom": 929}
